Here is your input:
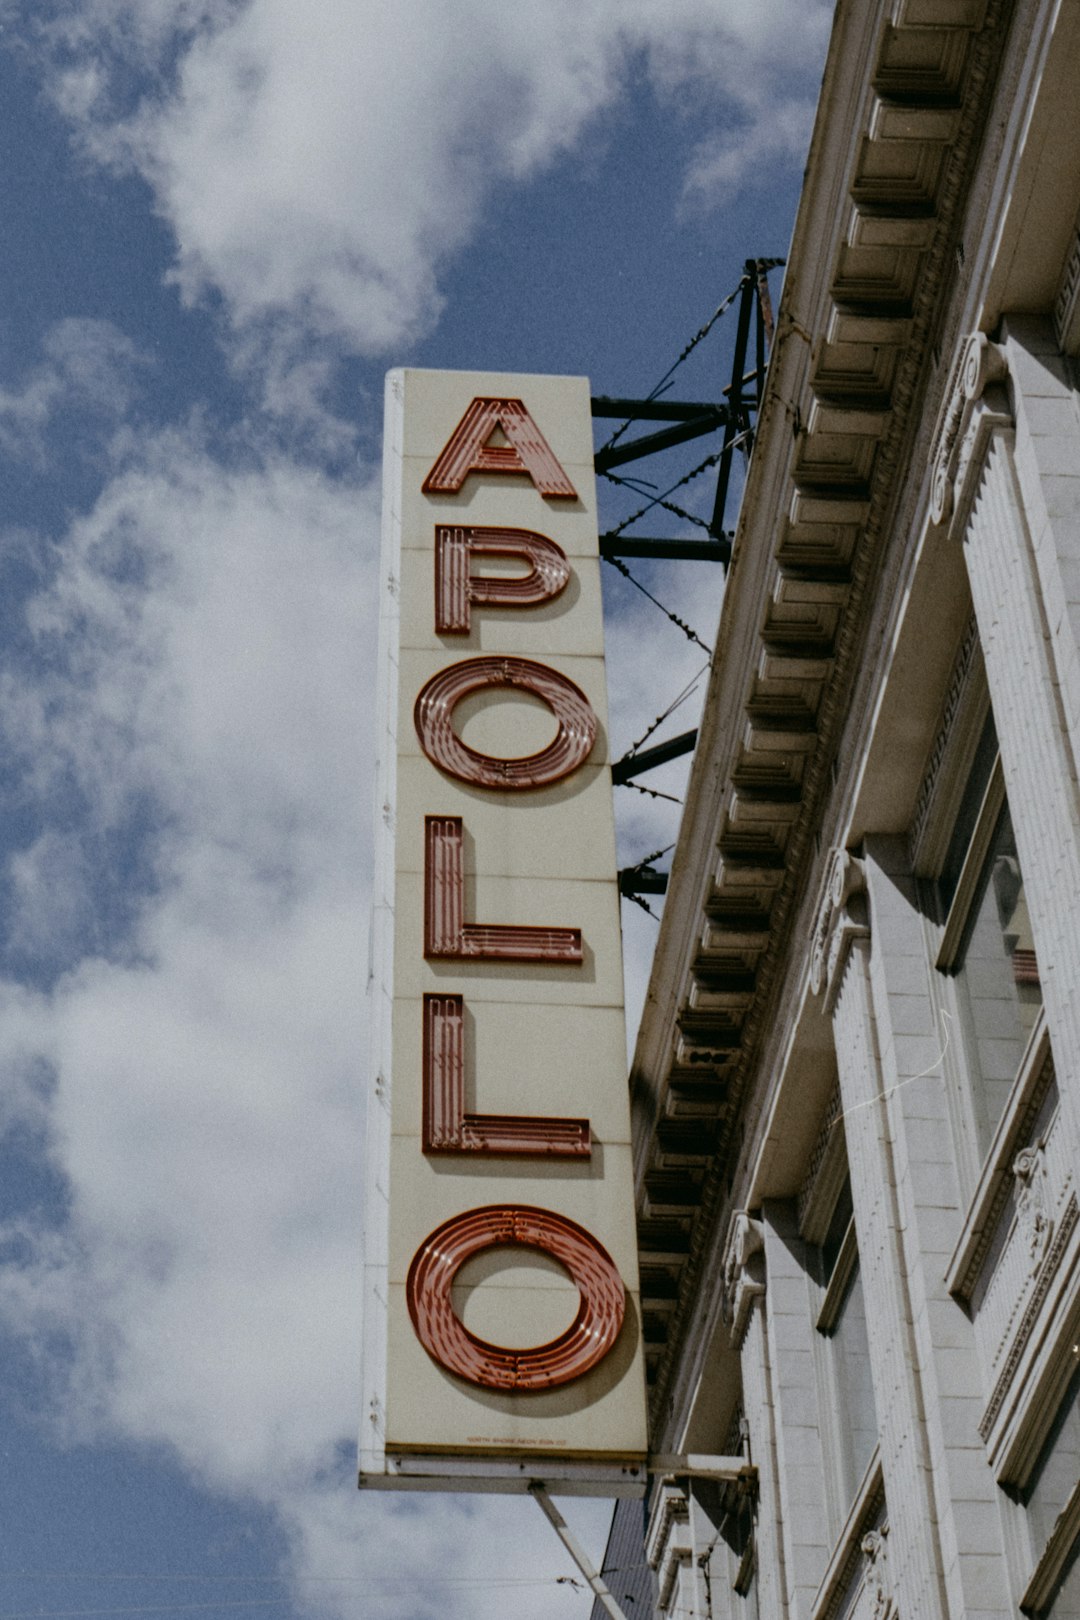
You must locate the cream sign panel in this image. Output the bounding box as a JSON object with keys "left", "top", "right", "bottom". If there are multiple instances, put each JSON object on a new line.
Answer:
{"left": 362, "top": 369, "right": 647, "bottom": 1486}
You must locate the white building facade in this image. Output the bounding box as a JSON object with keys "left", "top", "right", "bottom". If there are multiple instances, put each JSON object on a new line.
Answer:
{"left": 629, "top": 1, "right": 1080, "bottom": 1616}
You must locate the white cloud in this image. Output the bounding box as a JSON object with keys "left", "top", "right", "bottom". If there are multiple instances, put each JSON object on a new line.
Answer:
{"left": 0, "top": 425, "right": 367, "bottom": 1541}
{"left": 5, "top": 831, "right": 95, "bottom": 965}
{"left": 0, "top": 982, "right": 56, "bottom": 1142}
{"left": 12, "top": 427, "right": 367, "bottom": 846}
{"left": 0, "top": 318, "right": 143, "bottom": 459}
{"left": 0, "top": 0, "right": 831, "bottom": 1601}
{"left": 682, "top": 95, "right": 820, "bottom": 209}
{"left": 32, "top": 0, "right": 831, "bottom": 365}
{"left": 0, "top": 420, "right": 618, "bottom": 1619}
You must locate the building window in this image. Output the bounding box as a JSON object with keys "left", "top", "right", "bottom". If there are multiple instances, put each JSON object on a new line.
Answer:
{"left": 713, "top": 1487, "right": 759, "bottom": 1618}
{"left": 815, "top": 1178, "right": 879, "bottom": 1530}
{"left": 936, "top": 711, "right": 1043, "bottom": 1159}
{"left": 1017, "top": 1363, "right": 1080, "bottom": 1616}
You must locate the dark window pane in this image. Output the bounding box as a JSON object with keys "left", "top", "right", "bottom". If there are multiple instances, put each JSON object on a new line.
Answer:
{"left": 954, "top": 803, "right": 1042, "bottom": 1147}
{"left": 822, "top": 1181, "right": 853, "bottom": 1281}
{"left": 832, "top": 1261, "right": 878, "bottom": 1504}
{"left": 940, "top": 710, "right": 999, "bottom": 912}
{"left": 1027, "top": 1364, "right": 1080, "bottom": 1617}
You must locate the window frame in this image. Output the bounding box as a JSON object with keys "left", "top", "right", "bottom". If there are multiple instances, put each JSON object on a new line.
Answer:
{"left": 935, "top": 751, "right": 1006, "bottom": 972}
{"left": 805, "top": 1172, "right": 880, "bottom": 1540}
{"left": 914, "top": 633, "right": 1046, "bottom": 1198}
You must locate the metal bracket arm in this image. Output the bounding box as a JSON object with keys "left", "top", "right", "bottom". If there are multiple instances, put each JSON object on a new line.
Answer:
{"left": 599, "top": 533, "right": 731, "bottom": 563}
{"left": 590, "top": 397, "right": 729, "bottom": 422}
{"left": 611, "top": 728, "right": 698, "bottom": 785}
{"left": 529, "top": 1484, "right": 634, "bottom": 1620}
{"left": 648, "top": 1453, "right": 757, "bottom": 1482}
{"left": 618, "top": 865, "right": 669, "bottom": 898}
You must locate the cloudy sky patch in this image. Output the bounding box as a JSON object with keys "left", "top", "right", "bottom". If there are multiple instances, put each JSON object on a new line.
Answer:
{"left": 0, "top": 3, "right": 830, "bottom": 1617}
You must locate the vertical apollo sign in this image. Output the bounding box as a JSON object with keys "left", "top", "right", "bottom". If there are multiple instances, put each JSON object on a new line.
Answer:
{"left": 362, "top": 370, "right": 647, "bottom": 1493}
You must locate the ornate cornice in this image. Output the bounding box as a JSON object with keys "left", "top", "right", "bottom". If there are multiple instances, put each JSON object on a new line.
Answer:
{"left": 810, "top": 848, "right": 869, "bottom": 1014}
{"left": 946, "top": 1038, "right": 1056, "bottom": 1302}
{"left": 908, "top": 612, "right": 981, "bottom": 868}
{"left": 1013, "top": 1141, "right": 1054, "bottom": 1275}
{"left": 633, "top": 0, "right": 1016, "bottom": 1422}
{"left": 798, "top": 1084, "right": 846, "bottom": 1238}
{"left": 645, "top": 1484, "right": 692, "bottom": 1612}
{"left": 810, "top": 1463, "right": 887, "bottom": 1620}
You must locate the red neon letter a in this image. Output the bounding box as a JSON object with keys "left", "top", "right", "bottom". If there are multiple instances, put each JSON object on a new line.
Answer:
{"left": 422, "top": 398, "right": 577, "bottom": 498}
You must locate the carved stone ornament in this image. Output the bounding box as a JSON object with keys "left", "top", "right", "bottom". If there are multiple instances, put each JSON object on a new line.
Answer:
{"left": 810, "top": 848, "right": 868, "bottom": 1012}
{"left": 860, "top": 1527, "right": 894, "bottom": 1620}
{"left": 930, "top": 331, "right": 1012, "bottom": 535}
{"left": 1012, "top": 1142, "right": 1053, "bottom": 1275}
{"left": 722, "top": 1210, "right": 765, "bottom": 1347}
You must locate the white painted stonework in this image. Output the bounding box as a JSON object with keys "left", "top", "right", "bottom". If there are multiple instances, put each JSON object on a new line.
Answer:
{"left": 624, "top": 0, "right": 1080, "bottom": 1615}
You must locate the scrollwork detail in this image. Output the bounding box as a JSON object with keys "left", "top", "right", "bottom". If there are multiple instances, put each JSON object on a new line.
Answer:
{"left": 860, "top": 1527, "right": 894, "bottom": 1620}
{"left": 810, "top": 848, "right": 868, "bottom": 1012}
{"left": 722, "top": 1211, "right": 765, "bottom": 1347}
{"left": 930, "top": 331, "right": 1011, "bottom": 533}
{"left": 1013, "top": 1142, "right": 1053, "bottom": 1275}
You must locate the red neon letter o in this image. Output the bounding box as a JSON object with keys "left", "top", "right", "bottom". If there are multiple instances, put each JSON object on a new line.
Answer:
{"left": 406, "top": 1204, "right": 626, "bottom": 1391}
{"left": 413, "top": 656, "right": 597, "bottom": 790}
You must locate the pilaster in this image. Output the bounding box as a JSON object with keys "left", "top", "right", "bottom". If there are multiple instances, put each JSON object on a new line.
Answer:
{"left": 814, "top": 852, "right": 949, "bottom": 1620}
{"left": 860, "top": 837, "right": 1013, "bottom": 1620}
{"left": 761, "top": 1202, "right": 832, "bottom": 1620}
{"left": 723, "top": 1210, "right": 788, "bottom": 1620}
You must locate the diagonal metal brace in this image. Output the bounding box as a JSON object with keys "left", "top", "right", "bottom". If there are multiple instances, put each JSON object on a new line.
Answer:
{"left": 529, "top": 1484, "right": 634, "bottom": 1620}
{"left": 594, "top": 410, "right": 727, "bottom": 474}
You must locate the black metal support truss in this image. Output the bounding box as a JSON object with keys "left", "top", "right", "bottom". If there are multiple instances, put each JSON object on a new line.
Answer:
{"left": 597, "top": 258, "right": 784, "bottom": 911}
{"left": 593, "top": 258, "right": 783, "bottom": 564}
{"left": 590, "top": 399, "right": 728, "bottom": 422}
{"left": 709, "top": 265, "right": 758, "bottom": 542}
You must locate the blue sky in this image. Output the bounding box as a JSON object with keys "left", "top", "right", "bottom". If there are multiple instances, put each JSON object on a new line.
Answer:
{"left": 0, "top": 5, "right": 830, "bottom": 1619}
